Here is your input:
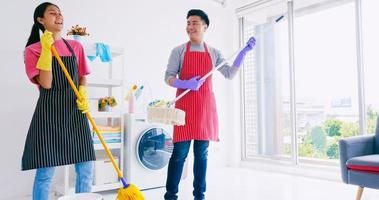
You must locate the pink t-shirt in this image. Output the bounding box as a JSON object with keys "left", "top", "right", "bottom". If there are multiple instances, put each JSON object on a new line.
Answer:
{"left": 24, "top": 39, "right": 90, "bottom": 84}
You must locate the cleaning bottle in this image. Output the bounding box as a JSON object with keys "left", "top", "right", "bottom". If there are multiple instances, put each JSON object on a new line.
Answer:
{"left": 134, "top": 85, "right": 144, "bottom": 100}
{"left": 125, "top": 84, "right": 138, "bottom": 113}
{"left": 124, "top": 84, "right": 138, "bottom": 102}
{"left": 128, "top": 94, "right": 135, "bottom": 113}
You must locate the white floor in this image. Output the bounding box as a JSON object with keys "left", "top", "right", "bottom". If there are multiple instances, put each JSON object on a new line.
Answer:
{"left": 14, "top": 167, "right": 379, "bottom": 200}
{"left": 98, "top": 167, "right": 379, "bottom": 200}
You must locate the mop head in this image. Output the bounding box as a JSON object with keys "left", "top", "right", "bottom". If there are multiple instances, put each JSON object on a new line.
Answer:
{"left": 147, "top": 99, "right": 185, "bottom": 126}
{"left": 117, "top": 184, "right": 144, "bottom": 200}
{"left": 147, "top": 107, "right": 185, "bottom": 125}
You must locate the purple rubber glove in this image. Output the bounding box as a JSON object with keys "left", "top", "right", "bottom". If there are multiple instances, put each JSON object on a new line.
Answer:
{"left": 172, "top": 76, "right": 205, "bottom": 91}
{"left": 232, "top": 37, "right": 256, "bottom": 68}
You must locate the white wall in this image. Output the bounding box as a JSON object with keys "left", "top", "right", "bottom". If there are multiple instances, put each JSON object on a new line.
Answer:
{"left": 0, "top": 0, "right": 240, "bottom": 198}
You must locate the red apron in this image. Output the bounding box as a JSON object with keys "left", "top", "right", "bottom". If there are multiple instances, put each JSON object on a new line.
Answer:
{"left": 173, "top": 42, "right": 219, "bottom": 143}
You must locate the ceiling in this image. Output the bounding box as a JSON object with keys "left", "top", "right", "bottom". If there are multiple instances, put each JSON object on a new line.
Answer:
{"left": 211, "top": 0, "right": 263, "bottom": 9}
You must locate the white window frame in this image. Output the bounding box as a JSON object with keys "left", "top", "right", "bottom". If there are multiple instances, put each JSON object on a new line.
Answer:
{"left": 239, "top": 0, "right": 366, "bottom": 166}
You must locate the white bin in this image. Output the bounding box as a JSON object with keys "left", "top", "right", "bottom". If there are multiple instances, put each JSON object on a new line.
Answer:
{"left": 58, "top": 193, "right": 102, "bottom": 200}
{"left": 94, "top": 157, "right": 119, "bottom": 185}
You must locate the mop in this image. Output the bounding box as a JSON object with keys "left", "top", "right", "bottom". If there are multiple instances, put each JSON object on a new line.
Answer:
{"left": 51, "top": 47, "right": 144, "bottom": 200}
{"left": 147, "top": 45, "right": 246, "bottom": 126}
{"left": 147, "top": 15, "right": 285, "bottom": 126}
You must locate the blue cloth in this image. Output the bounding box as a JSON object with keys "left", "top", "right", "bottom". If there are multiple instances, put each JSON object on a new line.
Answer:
{"left": 165, "top": 140, "right": 209, "bottom": 200}
{"left": 33, "top": 161, "right": 94, "bottom": 200}
{"left": 93, "top": 139, "right": 121, "bottom": 144}
{"left": 87, "top": 43, "right": 112, "bottom": 62}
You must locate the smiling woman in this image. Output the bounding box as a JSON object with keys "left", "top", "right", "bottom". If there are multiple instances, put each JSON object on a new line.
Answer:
{"left": 22, "top": 2, "right": 95, "bottom": 200}
{"left": 26, "top": 3, "right": 63, "bottom": 47}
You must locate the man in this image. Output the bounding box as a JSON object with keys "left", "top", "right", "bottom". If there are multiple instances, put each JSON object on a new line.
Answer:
{"left": 164, "top": 9, "right": 255, "bottom": 200}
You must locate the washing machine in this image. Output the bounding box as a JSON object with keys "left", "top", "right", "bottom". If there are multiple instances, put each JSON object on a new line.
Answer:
{"left": 124, "top": 113, "right": 175, "bottom": 190}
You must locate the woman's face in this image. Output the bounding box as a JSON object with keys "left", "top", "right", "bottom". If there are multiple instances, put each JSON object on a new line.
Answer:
{"left": 186, "top": 16, "right": 207, "bottom": 42}
{"left": 38, "top": 5, "right": 64, "bottom": 33}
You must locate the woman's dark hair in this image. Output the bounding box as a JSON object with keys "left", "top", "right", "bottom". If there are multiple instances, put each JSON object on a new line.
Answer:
{"left": 187, "top": 9, "right": 209, "bottom": 27}
{"left": 25, "top": 2, "right": 58, "bottom": 47}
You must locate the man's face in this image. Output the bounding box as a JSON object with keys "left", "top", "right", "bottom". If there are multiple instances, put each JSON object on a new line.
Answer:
{"left": 186, "top": 16, "right": 207, "bottom": 42}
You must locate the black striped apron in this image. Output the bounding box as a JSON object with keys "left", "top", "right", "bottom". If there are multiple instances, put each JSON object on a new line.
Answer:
{"left": 22, "top": 39, "right": 95, "bottom": 170}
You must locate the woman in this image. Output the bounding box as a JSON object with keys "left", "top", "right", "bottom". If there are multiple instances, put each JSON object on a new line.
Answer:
{"left": 22, "top": 2, "right": 95, "bottom": 199}
{"left": 164, "top": 9, "right": 255, "bottom": 200}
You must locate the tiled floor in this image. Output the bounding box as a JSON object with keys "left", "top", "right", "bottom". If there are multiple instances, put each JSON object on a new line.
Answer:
{"left": 14, "top": 167, "right": 379, "bottom": 200}
{"left": 99, "top": 167, "right": 379, "bottom": 200}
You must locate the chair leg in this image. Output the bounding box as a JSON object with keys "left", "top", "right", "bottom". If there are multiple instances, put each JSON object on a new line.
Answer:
{"left": 356, "top": 186, "right": 364, "bottom": 200}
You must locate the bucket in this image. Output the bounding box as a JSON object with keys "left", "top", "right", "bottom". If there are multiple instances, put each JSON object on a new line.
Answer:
{"left": 58, "top": 193, "right": 103, "bottom": 200}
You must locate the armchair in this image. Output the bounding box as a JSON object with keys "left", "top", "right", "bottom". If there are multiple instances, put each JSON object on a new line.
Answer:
{"left": 339, "top": 117, "right": 379, "bottom": 200}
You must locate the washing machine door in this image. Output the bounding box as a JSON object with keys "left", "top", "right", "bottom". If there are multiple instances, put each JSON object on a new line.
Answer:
{"left": 137, "top": 127, "right": 173, "bottom": 170}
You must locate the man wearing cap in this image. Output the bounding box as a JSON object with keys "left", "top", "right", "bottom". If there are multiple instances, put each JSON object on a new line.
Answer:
{"left": 164, "top": 9, "right": 256, "bottom": 200}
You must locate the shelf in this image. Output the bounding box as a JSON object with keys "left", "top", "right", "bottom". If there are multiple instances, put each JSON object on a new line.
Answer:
{"left": 91, "top": 111, "right": 122, "bottom": 118}
{"left": 83, "top": 43, "right": 124, "bottom": 57}
{"left": 87, "top": 78, "right": 122, "bottom": 87}
{"left": 93, "top": 143, "right": 122, "bottom": 150}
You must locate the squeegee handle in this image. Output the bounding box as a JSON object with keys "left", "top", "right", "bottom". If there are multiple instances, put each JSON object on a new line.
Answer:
{"left": 173, "top": 45, "right": 245, "bottom": 103}
{"left": 171, "top": 15, "right": 286, "bottom": 105}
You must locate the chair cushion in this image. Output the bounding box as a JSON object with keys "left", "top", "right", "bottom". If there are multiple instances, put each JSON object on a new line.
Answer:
{"left": 375, "top": 117, "right": 379, "bottom": 153}
{"left": 347, "top": 154, "right": 379, "bottom": 172}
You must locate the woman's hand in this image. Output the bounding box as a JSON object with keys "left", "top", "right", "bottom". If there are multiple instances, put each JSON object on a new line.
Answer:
{"left": 76, "top": 85, "right": 90, "bottom": 113}
{"left": 37, "top": 30, "right": 54, "bottom": 71}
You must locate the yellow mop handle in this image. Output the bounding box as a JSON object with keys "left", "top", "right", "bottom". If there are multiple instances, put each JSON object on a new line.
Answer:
{"left": 51, "top": 46, "right": 124, "bottom": 179}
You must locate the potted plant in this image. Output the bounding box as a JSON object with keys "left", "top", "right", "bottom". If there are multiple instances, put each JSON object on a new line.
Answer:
{"left": 98, "top": 96, "right": 117, "bottom": 112}
{"left": 67, "top": 24, "right": 90, "bottom": 41}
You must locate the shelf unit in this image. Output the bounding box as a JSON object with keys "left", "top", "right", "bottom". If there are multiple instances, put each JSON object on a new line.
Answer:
{"left": 54, "top": 42, "right": 126, "bottom": 196}
{"left": 87, "top": 77, "right": 123, "bottom": 87}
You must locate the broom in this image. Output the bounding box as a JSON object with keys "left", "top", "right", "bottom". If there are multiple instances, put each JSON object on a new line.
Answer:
{"left": 51, "top": 46, "right": 144, "bottom": 200}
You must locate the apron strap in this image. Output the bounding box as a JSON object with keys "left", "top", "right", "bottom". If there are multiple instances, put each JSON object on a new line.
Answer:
{"left": 185, "top": 41, "right": 191, "bottom": 52}
{"left": 185, "top": 41, "right": 209, "bottom": 53}
{"left": 62, "top": 39, "right": 77, "bottom": 60}
{"left": 203, "top": 42, "right": 209, "bottom": 53}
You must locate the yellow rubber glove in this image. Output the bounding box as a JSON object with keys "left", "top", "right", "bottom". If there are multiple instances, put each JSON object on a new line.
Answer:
{"left": 76, "top": 85, "right": 90, "bottom": 113}
{"left": 36, "top": 31, "right": 54, "bottom": 71}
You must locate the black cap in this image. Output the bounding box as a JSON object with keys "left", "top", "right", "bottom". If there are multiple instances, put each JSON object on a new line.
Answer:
{"left": 187, "top": 9, "right": 209, "bottom": 27}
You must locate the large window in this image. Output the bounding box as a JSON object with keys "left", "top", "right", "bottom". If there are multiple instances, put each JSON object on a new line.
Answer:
{"left": 362, "top": 0, "right": 379, "bottom": 134}
{"left": 294, "top": 2, "right": 358, "bottom": 162}
{"left": 241, "top": 0, "right": 375, "bottom": 164}
{"left": 242, "top": 1, "right": 291, "bottom": 162}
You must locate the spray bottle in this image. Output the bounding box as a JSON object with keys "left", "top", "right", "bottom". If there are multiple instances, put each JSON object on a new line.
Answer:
{"left": 125, "top": 84, "right": 138, "bottom": 113}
